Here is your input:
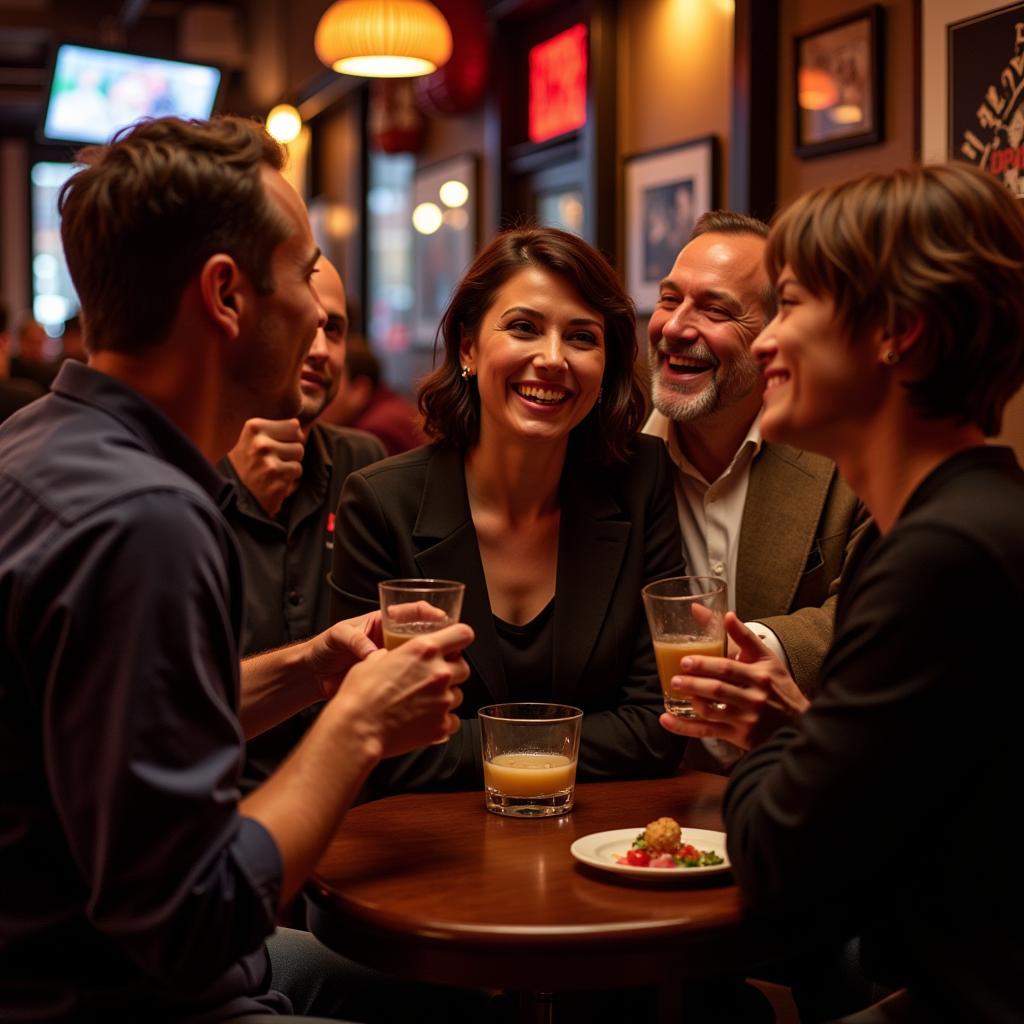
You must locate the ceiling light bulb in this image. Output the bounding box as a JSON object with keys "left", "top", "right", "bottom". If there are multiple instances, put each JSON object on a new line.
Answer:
{"left": 266, "top": 104, "right": 302, "bottom": 143}
{"left": 439, "top": 179, "right": 469, "bottom": 208}
{"left": 412, "top": 201, "right": 443, "bottom": 234}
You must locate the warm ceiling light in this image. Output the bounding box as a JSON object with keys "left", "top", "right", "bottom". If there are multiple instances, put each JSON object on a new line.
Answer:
{"left": 315, "top": 0, "right": 453, "bottom": 79}
{"left": 412, "top": 201, "right": 443, "bottom": 234}
{"left": 798, "top": 68, "right": 838, "bottom": 111}
{"left": 438, "top": 179, "right": 468, "bottom": 208}
{"left": 266, "top": 104, "right": 303, "bottom": 143}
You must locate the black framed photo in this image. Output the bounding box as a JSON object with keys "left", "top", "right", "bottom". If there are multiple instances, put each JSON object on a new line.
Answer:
{"left": 624, "top": 136, "right": 717, "bottom": 314}
{"left": 794, "top": 5, "right": 884, "bottom": 158}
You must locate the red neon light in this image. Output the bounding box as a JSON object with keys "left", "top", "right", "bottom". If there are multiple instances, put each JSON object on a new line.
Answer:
{"left": 528, "top": 23, "right": 588, "bottom": 143}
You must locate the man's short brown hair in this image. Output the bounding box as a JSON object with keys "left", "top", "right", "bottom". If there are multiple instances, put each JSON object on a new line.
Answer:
{"left": 690, "top": 210, "right": 775, "bottom": 322}
{"left": 766, "top": 163, "right": 1024, "bottom": 436}
{"left": 59, "top": 116, "right": 287, "bottom": 354}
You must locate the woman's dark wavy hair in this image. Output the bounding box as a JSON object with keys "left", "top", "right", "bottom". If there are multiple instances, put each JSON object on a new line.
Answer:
{"left": 418, "top": 226, "right": 645, "bottom": 463}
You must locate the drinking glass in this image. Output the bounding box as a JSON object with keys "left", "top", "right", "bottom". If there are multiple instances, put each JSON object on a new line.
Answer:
{"left": 378, "top": 579, "right": 465, "bottom": 649}
{"left": 479, "top": 703, "right": 583, "bottom": 817}
{"left": 641, "top": 576, "right": 727, "bottom": 718}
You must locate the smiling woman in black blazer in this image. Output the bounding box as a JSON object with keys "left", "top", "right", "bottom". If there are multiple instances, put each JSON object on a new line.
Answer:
{"left": 329, "top": 226, "right": 687, "bottom": 794}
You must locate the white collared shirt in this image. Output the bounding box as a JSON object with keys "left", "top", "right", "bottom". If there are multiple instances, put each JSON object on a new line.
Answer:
{"left": 643, "top": 408, "right": 788, "bottom": 662}
{"left": 644, "top": 409, "right": 789, "bottom": 770}
{"left": 644, "top": 409, "right": 759, "bottom": 604}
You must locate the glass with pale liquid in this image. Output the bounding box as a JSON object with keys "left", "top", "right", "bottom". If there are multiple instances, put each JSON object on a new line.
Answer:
{"left": 479, "top": 703, "right": 583, "bottom": 817}
{"left": 641, "top": 576, "right": 727, "bottom": 718}
{"left": 378, "top": 579, "right": 465, "bottom": 650}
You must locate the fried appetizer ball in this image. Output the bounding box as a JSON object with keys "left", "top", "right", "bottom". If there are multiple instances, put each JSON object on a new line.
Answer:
{"left": 643, "top": 816, "right": 681, "bottom": 854}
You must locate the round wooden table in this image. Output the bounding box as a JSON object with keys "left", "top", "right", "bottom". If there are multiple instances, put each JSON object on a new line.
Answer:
{"left": 308, "top": 772, "right": 753, "bottom": 1022}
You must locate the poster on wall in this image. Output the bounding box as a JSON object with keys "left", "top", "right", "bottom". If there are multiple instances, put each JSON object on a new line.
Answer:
{"left": 920, "top": 0, "right": 1024, "bottom": 198}
{"left": 946, "top": 2, "right": 1024, "bottom": 196}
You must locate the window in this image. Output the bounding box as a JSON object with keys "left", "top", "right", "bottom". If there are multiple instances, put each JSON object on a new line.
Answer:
{"left": 31, "top": 162, "right": 79, "bottom": 335}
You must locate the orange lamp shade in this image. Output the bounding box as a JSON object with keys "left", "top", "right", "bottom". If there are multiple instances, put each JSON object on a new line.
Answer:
{"left": 315, "top": 0, "right": 453, "bottom": 79}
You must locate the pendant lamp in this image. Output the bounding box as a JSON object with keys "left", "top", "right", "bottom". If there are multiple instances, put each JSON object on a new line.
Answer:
{"left": 315, "top": 0, "right": 453, "bottom": 79}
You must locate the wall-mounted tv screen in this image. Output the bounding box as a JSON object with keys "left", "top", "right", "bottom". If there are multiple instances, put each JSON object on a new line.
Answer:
{"left": 42, "top": 43, "right": 221, "bottom": 145}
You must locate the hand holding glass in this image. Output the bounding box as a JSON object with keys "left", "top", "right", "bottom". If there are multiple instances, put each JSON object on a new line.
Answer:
{"left": 479, "top": 703, "right": 583, "bottom": 817}
{"left": 641, "top": 576, "right": 727, "bottom": 718}
{"left": 378, "top": 579, "right": 465, "bottom": 650}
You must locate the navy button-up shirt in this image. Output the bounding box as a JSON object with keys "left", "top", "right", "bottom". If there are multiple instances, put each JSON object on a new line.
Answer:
{"left": 0, "top": 362, "right": 288, "bottom": 1021}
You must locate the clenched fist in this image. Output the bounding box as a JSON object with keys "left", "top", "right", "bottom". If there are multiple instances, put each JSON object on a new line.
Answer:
{"left": 228, "top": 417, "right": 305, "bottom": 517}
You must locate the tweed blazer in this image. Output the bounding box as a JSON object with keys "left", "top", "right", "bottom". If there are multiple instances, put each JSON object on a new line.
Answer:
{"left": 328, "top": 436, "right": 688, "bottom": 795}
{"left": 736, "top": 442, "right": 869, "bottom": 692}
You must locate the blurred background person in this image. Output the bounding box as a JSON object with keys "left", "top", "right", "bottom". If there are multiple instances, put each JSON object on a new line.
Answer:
{"left": 321, "top": 334, "right": 425, "bottom": 455}
{"left": 9, "top": 316, "right": 59, "bottom": 389}
{"left": 330, "top": 225, "right": 687, "bottom": 797}
{"left": 0, "top": 302, "right": 44, "bottom": 424}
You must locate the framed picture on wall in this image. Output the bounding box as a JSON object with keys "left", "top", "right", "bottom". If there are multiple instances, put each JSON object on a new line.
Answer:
{"left": 624, "top": 136, "right": 717, "bottom": 315}
{"left": 920, "top": 0, "right": 1024, "bottom": 198}
{"left": 411, "top": 153, "right": 478, "bottom": 348}
{"left": 794, "top": 5, "right": 884, "bottom": 158}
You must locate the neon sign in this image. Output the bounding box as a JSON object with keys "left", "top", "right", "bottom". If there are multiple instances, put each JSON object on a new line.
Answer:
{"left": 528, "top": 23, "right": 588, "bottom": 143}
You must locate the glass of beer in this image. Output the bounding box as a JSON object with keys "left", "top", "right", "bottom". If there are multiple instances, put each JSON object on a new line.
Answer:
{"left": 479, "top": 703, "right": 583, "bottom": 817}
{"left": 378, "top": 579, "right": 465, "bottom": 650}
{"left": 641, "top": 576, "right": 727, "bottom": 718}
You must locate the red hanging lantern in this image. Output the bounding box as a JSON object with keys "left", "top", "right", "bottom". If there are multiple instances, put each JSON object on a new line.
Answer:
{"left": 414, "top": 0, "right": 488, "bottom": 117}
{"left": 368, "top": 78, "right": 426, "bottom": 152}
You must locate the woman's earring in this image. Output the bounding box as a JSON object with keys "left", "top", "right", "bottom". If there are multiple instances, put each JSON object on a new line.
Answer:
{"left": 461, "top": 365, "right": 472, "bottom": 379}
{"left": 883, "top": 349, "right": 900, "bottom": 365}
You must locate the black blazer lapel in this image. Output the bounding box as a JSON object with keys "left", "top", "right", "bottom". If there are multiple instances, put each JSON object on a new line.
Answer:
{"left": 411, "top": 447, "right": 508, "bottom": 703}
{"left": 552, "top": 464, "right": 630, "bottom": 703}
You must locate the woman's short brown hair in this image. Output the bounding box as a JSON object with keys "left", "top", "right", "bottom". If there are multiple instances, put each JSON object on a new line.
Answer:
{"left": 418, "top": 226, "right": 645, "bottom": 463}
{"left": 59, "top": 115, "right": 287, "bottom": 354}
{"left": 766, "top": 163, "right": 1024, "bottom": 436}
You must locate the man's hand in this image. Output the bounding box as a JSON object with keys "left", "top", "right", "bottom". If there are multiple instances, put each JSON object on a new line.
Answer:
{"left": 306, "top": 612, "right": 384, "bottom": 701}
{"left": 659, "top": 613, "right": 810, "bottom": 750}
{"left": 227, "top": 418, "right": 304, "bottom": 518}
{"left": 329, "top": 622, "right": 473, "bottom": 758}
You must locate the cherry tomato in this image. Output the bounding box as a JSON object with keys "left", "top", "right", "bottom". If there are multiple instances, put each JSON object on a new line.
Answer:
{"left": 626, "top": 848, "right": 650, "bottom": 866}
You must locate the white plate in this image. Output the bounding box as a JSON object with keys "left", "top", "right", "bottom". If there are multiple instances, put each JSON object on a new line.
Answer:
{"left": 569, "top": 827, "right": 730, "bottom": 880}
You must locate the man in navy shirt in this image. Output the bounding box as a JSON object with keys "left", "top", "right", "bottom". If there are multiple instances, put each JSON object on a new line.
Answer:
{"left": 0, "top": 116, "right": 472, "bottom": 1022}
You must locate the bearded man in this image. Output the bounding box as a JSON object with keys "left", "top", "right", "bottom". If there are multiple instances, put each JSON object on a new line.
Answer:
{"left": 642, "top": 211, "right": 868, "bottom": 771}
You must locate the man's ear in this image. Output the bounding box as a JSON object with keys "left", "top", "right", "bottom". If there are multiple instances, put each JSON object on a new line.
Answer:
{"left": 199, "top": 254, "right": 247, "bottom": 340}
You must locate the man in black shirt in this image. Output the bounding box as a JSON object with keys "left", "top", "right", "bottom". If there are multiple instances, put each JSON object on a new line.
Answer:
{"left": 220, "top": 256, "right": 385, "bottom": 791}
{"left": 0, "top": 116, "right": 472, "bottom": 1022}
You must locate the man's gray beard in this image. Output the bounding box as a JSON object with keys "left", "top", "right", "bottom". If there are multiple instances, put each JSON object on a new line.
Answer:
{"left": 650, "top": 373, "right": 720, "bottom": 423}
{"left": 649, "top": 352, "right": 762, "bottom": 424}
